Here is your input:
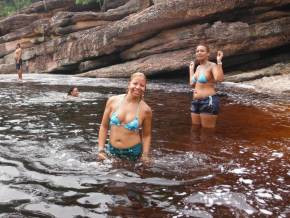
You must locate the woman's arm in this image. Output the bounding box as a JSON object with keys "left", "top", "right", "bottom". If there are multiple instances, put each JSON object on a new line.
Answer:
{"left": 97, "top": 97, "right": 113, "bottom": 158}
{"left": 212, "top": 51, "right": 224, "bottom": 82}
{"left": 189, "top": 61, "right": 196, "bottom": 87}
{"left": 141, "top": 106, "right": 152, "bottom": 159}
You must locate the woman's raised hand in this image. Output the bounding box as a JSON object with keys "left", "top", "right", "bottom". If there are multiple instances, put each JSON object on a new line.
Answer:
{"left": 217, "top": 51, "right": 223, "bottom": 63}
{"left": 189, "top": 61, "right": 195, "bottom": 71}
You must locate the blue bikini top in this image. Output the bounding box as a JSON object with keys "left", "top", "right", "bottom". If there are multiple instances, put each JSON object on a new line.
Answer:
{"left": 109, "top": 95, "right": 140, "bottom": 132}
{"left": 191, "top": 72, "right": 208, "bottom": 84}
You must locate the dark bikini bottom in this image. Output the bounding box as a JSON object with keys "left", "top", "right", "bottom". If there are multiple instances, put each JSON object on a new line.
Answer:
{"left": 106, "top": 143, "right": 142, "bottom": 161}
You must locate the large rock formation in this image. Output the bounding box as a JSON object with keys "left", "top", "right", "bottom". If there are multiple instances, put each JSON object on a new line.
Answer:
{"left": 0, "top": 0, "right": 289, "bottom": 77}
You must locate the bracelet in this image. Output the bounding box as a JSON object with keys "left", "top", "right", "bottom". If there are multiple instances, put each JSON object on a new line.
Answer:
{"left": 217, "top": 61, "right": 222, "bottom": 65}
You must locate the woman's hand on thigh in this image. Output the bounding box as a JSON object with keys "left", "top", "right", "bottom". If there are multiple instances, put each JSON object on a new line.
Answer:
{"left": 97, "top": 150, "right": 108, "bottom": 160}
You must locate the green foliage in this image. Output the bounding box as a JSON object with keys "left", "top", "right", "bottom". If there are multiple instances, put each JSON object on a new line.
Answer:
{"left": 75, "top": 0, "right": 103, "bottom": 7}
{"left": 0, "top": 0, "right": 33, "bottom": 17}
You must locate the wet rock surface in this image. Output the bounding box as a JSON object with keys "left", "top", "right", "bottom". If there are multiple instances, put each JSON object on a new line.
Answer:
{"left": 224, "top": 62, "right": 290, "bottom": 94}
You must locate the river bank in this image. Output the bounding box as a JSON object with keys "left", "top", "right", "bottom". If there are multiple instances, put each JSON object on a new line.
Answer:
{"left": 225, "top": 62, "right": 290, "bottom": 94}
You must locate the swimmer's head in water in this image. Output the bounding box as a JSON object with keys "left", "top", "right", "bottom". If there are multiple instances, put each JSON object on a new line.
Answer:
{"left": 128, "top": 72, "right": 147, "bottom": 99}
{"left": 68, "top": 87, "right": 79, "bottom": 97}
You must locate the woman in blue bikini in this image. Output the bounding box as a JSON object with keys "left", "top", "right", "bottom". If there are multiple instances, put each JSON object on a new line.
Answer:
{"left": 189, "top": 44, "right": 224, "bottom": 128}
{"left": 97, "top": 72, "right": 152, "bottom": 161}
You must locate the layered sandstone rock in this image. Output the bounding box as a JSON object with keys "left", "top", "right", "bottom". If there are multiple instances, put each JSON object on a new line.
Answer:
{"left": 0, "top": 0, "right": 289, "bottom": 77}
{"left": 225, "top": 62, "right": 290, "bottom": 83}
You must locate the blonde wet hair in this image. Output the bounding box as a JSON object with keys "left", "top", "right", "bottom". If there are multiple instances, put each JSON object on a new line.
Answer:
{"left": 130, "top": 72, "right": 147, "bottom": 83}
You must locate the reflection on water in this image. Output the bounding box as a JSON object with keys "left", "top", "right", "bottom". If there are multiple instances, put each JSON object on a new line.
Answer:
{"left": 0, "top": 74, "right": 289, "bottom": 217}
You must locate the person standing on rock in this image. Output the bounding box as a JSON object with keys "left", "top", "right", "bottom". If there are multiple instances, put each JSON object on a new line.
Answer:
{"left": 189, "top": 44, "right": 224, "bottom": 128}
{"left": 97, "top": 72, "right": 152, "bottom": 162}
{"left": 14, "top": 43, "right": 23, "bottom": 81}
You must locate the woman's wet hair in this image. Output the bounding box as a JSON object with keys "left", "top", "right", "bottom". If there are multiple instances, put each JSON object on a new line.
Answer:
{"left": 196, "top": 43, "right": 210, "bottom": 52}
{"left": 193, "top": 43, "right": 210, "bottom": 72}
{"left": 16, "top": 43, "right": 21, "bottom": 48}
{"left": 67, "top": 87, "right": 75, "bottom": 96}
{"left": 130, "top": 72, "right": 147, "bottom": 83}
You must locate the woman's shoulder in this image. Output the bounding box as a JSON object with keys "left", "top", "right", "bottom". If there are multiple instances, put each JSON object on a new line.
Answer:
{"left": 108, "top": 94, "right": 124, "bottom": 103}
{"left": 208, "top": 61, "right": 217, "bottom": 67}
{"left": 140, "top": 100, "right": 152, "bottom": 115}
{"left": 107, "top": 94, "right": 125, "bottom": 110}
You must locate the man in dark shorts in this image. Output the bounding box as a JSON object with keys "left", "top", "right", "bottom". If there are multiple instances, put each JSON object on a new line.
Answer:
{"left": 15, "top": 43, "right": 23, "bottom": 80}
